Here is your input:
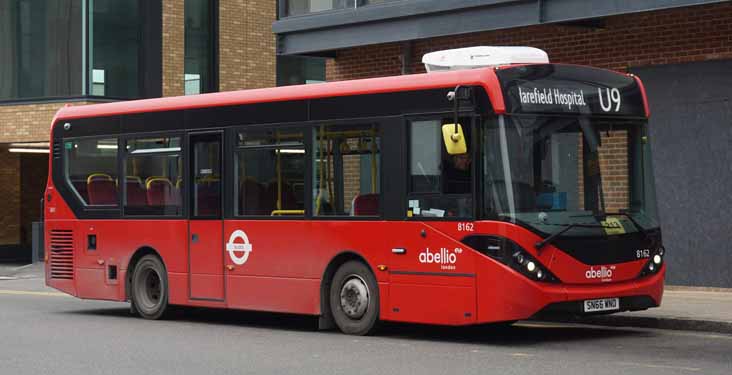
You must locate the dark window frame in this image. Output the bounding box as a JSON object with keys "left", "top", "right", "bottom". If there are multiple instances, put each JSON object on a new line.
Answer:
{"left": 189, "top": 130, "right": 224, "bottom": 219}
{"left": 311, "top": 122, "right": 383, "bottom": 219}
{"left": 232, "top": 124, "right": 309, "bottom": 219}
{"left": 84, "top": 0, "right": 162, "bottom": 99}
{"left": 120, "top": 131, "right": 186, "bottom": 218}
{"left": 184, "top": 0, "right": 219, "bottom": 94}
{"left": 62, "top": 135, "right": 122, "bottom": 212}
{"left": 405, "top": 112, "right": 479, "bottom": 221}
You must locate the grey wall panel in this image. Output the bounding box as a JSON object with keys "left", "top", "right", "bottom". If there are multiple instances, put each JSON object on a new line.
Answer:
{"left": 631, "top": 60, "right": 732, "bottom": 287}
{"left": 273, "top": 0, "right": 521, "bottom": 33}
{"left": 542, "top": 0, "right": 727, "bottom": 22}
{"left": 274, "top": 0, "right": 727, "bottom": 55}
{"left": 279, "top": 2, "right": 539, "bottom": 55}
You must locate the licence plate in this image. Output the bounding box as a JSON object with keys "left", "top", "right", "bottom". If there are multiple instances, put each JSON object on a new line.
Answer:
{"left": 583, "top": 298, "right": 620, "bottom": 313}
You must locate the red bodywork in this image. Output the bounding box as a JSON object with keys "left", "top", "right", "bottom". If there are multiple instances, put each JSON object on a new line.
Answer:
{"left": 45, "top": 66, "right": 662, "bottom": 325}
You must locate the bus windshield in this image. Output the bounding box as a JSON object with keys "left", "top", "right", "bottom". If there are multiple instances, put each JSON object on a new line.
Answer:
{"left": 483, "top": 115, "right": 659, "bottom": 238}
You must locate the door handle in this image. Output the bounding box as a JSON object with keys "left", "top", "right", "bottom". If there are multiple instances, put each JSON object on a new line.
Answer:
{"left": 392, "top": 248, "right": 406, "bottom": 255}
{"left": 191, "top": 234, "right": 199, "bottom": 243}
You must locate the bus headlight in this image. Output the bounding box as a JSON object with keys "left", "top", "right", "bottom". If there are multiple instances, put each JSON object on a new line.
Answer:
{"left": 461, "top": 235, "right": 560, "bottom": 283}
{"left": 639, "top": 246, "right": 665, "bottom": 278}
{"left": 511, "top": 250, "right": 558, "bottom": 282}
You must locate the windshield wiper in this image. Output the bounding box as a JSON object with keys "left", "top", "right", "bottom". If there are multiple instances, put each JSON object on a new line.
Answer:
{"left": 535, "top": 224, "right": 579, "bottom": 251}
{"left": 534, "top": 222, "right": 604, "bottom": 251}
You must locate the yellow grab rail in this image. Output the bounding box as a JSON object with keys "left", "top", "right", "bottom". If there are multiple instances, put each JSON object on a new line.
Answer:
{"left": 270, "top": 210, "right": 305, "bottom": 216}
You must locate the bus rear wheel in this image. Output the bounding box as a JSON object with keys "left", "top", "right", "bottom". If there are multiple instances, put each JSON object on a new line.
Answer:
{"left": 130, "top": 255, "right": 169, "bottom": 320}
{"left": 329, "top": 260, "right": 379, "bottom": 335}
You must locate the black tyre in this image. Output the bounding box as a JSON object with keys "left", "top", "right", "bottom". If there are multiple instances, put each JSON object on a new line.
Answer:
{"left": 130, "top": 255, "right": 169, "bottom": 320}
{"left": 329, "top": 260, "right": 379, "bottom": 335}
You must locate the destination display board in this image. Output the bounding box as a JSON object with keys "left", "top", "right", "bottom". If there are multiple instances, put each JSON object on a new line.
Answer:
{"left": 496, "top": 64, "right": 646, "bottom": 117}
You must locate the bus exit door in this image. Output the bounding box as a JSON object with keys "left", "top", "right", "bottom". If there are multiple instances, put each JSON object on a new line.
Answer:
{"left": 188, "top": 132, "right": 225, "bottom": 301}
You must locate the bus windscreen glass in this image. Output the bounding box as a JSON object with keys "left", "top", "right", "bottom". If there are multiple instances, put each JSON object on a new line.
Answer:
{"left": 483, "top": 115, "right": 659, "bottom": 239}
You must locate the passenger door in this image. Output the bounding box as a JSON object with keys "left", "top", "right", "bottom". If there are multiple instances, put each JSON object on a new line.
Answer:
{"left": 188, "top": 132, "right": 225, "bottom": 301}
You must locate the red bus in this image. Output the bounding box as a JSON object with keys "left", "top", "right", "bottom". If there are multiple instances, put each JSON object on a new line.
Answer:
{"left": 45, "top": 47, "right": 664, "bottom": 335}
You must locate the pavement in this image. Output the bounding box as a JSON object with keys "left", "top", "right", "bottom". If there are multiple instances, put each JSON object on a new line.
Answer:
{"left": 2, "top": 262, "right": 732, "bottom": 335}
{"left": 541, "top": 287, "right": 732, "bottom": 335}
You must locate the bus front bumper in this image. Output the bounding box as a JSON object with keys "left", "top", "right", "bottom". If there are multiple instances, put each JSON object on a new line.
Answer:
{"left": 476, "top": 264, "right": 665, "bottom": 323}
{"left": 531, "top": 266, "right": 665, "bottom": 319}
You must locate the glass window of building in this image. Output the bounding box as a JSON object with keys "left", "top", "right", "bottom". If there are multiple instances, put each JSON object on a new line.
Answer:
{"left": 185, "top": 0, "right": 216, "bottom": 95}
{"left": 285, "top": 0, "right": 387, "bottom": 17}
{"left": 276, "top": 56, "right": 325, "bottom": 86}
{"left": 0, "top": 0, "right": 83, "bottom": 100}
{"left": 89, "top": 0, "right": 141, "bottom": 99}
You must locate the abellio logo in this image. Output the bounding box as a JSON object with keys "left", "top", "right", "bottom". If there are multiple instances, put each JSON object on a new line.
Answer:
{"left": 419, "top": 247, "right": 462, "bottom": 270}
{"left": 585, "top": 266, "right": 613, "bottom": 280}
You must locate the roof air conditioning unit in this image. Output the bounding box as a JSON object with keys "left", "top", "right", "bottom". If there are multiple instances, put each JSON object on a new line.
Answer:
{"left": 422, "top": 46, "right": 549, "bottom": 72}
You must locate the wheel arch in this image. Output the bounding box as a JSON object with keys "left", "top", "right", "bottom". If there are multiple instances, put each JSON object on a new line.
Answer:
{"left": 318, "top": 250, "right": 376, "bottom": 330}
{"left": 125, "top": 246, "right": 166, "bottom": 301}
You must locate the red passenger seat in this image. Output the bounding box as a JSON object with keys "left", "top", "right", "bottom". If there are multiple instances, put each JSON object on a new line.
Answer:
{"left": 125, "top": 176, "right": 147, "bottom": 206}
{"left": 352, "top": 193, "right": 380, "bottom": 216}
{"left": 87, "top": 173, "right": 117, "bottom": 205}
{"left": 239, "top": 178, "right": 266, "bottom": 215}
{"left": 265, "top": 181, "right": 298, "bottom": 213}
{"left": 146, "top": 177, "right": 176, "bottom": 206}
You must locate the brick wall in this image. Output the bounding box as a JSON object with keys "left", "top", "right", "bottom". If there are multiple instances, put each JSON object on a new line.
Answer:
{"left": 20, "top": 154, "right": 47, "bottom": 246}
{"left": 163, "top": 0, "right": 185, "bottom": 97}
{"left": 219, "top": 0, "right": 276, "bottom": 91}
{"left": 0, "top": 151, "right": 20, "bottom": 245}
{"left": 0, "top": 100, "right": 94, "bottom": 248}
{"left": 0, "top": 101, "right": 93, "bottom": 143}
{"left": 326, "top": 2, "right": 732, "bottom": 81}
{"left": 577, "top": 131, "right": 630, "bottom": 214}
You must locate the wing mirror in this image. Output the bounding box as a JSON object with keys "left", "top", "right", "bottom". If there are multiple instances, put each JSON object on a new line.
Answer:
{"left": 442, "top": 123, "right": 467, "bottom": 155}
{"left": 444, "top": 85, "right": 470, "bottom": 155}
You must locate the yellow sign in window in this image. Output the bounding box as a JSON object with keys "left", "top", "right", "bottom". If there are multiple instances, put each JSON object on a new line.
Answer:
{"left": 602, "top": 217, "right": 626, "bottom": 235}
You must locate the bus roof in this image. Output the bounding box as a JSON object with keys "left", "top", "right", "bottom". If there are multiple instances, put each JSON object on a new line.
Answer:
{"left": 53, "top": 67, "right": 506, "bottom": 122}
{"left": 53, "top": 63, "right": 649, "bottom": 125}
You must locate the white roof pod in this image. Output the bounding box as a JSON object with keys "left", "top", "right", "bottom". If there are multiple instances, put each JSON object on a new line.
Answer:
{"left": 422, "top": 46, "right": 549, "bottom": 72}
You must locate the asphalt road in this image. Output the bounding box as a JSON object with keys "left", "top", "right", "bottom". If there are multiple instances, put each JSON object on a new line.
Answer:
{"left": 1, "top": 279, "right": 731, "bottom": 375}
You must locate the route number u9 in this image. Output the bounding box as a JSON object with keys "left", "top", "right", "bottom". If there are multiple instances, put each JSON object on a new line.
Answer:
{"left": 599, "top": 87, "right": 622, "bottom": 112}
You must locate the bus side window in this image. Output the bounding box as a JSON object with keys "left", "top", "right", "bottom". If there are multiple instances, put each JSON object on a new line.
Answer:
{"left": 123, "top": 136, "right": 183, "bottom": 216}
{"left": 312, "top": 124, "right": 380, "bottom": 217}
{"left": 407, "top": 119, "right": 473, "bottom": 218}
{"left": 64, "top": 138, "right": 119, "bottom": 207}
{"left": 235, "top": 129, "right": 305, "bottom": 217}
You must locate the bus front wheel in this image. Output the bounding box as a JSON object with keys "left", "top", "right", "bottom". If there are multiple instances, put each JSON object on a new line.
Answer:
{"left": 130, "top": 255, "right": 169, "bottom": 320}
{"left": 329, "top": 260, "right": 379, "bottom": 335}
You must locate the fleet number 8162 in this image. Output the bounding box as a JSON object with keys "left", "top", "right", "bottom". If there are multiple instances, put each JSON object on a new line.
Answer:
{"left": 457, "top": 222, "right": 475, "bottom": 232}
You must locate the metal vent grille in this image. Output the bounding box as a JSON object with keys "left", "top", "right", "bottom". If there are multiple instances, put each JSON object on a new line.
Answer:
{"left": 49, "top": 229, "right": 74, "bottom": 279}
{"left": 53, "top": 140, "right": 62, "bottom": 160}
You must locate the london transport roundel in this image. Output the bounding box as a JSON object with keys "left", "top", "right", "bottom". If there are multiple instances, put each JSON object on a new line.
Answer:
{"left": 226, "top": 229, "right": 253, "bottom": 265}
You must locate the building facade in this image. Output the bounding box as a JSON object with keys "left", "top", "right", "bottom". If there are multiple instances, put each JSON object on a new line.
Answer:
{"left": 274, "top": 0, "right": 732, "bottom": 287}
{"left": 0, "top": 0, "right": 289, "bottom": 259}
